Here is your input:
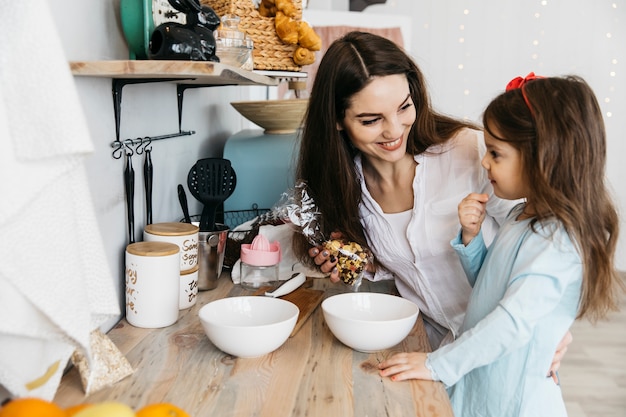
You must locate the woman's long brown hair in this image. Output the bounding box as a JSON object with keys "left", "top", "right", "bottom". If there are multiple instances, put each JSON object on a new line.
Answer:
{"left": 483, "top": 75, "right": 623, "bottom": 321}
{"left": 293, "top": 31, "right": 474, "bottom": 265}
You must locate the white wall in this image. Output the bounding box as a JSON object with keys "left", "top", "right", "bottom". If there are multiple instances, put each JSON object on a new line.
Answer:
{"left": 357, "top": 0, "right": 626, "bottom": 270}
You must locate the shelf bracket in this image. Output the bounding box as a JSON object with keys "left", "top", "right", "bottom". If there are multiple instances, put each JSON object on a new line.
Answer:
{"left": 111, "top": 78, "right": 196, "bottom": 158}
{"left": 176, "top": 83, "right": 236, "bottom": 132}
{"left": 108, "top": 73, "right": 267, "bottom": 159}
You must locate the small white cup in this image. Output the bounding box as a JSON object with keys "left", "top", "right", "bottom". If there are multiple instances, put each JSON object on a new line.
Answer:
{"left": 143, "top": 222, "right": 199, "bottom": 272}
{"left": 126, "top": 241, "right": 180, "bottom": 328}
{"left": 180, "top": 265, "right": 199, "bottom": 309}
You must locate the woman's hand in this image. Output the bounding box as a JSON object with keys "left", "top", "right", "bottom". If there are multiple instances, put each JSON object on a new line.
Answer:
{"left": 458, "top": 193, "right": 489, "bottom": 245}
{"left": 548, "top": 330, "right": 573, "bottom": 384}
{"left": 308, "top": 245, "right": 340, "bottom": 281}
{"left": 378, "top": 352, "right": 433, "bottom": 381}
{"left": 307, "top": 231, "right": 342, "bottom": 282}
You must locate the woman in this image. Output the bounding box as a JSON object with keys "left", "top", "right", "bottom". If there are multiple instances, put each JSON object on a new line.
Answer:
{"left": 293, "top": 32, "right": 570, "bottom": 371}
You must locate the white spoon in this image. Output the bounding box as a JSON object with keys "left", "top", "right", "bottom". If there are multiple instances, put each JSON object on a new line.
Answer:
{"left": 265, "top": 273, "right": 306, "bottom": 298}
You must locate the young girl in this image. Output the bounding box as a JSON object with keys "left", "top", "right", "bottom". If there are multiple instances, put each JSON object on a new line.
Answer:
{"left": 379, "top": 74, "right": 623, "bottom": 416}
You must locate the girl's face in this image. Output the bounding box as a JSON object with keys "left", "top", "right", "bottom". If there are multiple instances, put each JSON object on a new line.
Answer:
{"left": 340, "top": 74, "right": 416, "bottom": 163}
{"left": 482, "top": 127, "right": 529, "bottom": 201}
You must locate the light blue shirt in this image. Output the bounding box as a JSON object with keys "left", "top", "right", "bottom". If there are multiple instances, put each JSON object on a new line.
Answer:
{"left": 428, "top": 204, "right": 582, "bottom": 417}
{"left": 356, "top": 128, "right": 517, "bottom": 346}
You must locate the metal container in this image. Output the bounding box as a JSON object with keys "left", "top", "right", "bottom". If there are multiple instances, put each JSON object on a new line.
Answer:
{"left": 197, "top": 224, "right": 229, "bottom": 290}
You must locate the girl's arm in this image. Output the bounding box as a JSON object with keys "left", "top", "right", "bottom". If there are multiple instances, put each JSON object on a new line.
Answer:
{"left": 450, "top": 229, "right": 487, "bottom": 287}
{"left": 380, "top": 228, "right": 581, "bottom": 384}
{"left": 458, "top": 193, "right": 489, "bottom": 245}
{"left": 451, "top": 193, "right": 490, "bottom": 286}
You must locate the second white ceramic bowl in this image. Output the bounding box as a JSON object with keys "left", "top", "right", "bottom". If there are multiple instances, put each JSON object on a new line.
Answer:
{"left": 199, "top": 296, "right": 299, "bottom": 358}
{"left": 322, "top": 292, "right": 419, "bottom": 353}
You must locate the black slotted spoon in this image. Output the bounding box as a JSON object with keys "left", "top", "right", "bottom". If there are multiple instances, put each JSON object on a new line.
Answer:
{"left": 187, "top": 158, "right": 237, "bottom": 231}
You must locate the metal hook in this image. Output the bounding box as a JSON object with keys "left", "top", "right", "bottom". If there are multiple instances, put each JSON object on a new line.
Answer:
{"left": 134, "top": 137, "right": 145, "bottom": 155}
{"left": 112, "top": 141, "right": 124, "bottom": 160}
{"left": 143, "top": 136, "right": 153, "bottom": 152}
{"left": 124, "top": 138, "right": 135, "bottom": 157}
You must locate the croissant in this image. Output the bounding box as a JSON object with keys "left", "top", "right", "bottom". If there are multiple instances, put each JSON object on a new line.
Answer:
{"left": 275, "top": 0, "right": 297, "bottom": 18}
{"left": 258, "top": 0, "right": 277, "bottom": 17}
{"left": 293, "top": 46, "right": 315, "bottom": 66}
{"left": 274, "top": 11, "right": 299, "bottom": 45}
{"left": 297, "top": 21, "right": 321, "bottom": 51}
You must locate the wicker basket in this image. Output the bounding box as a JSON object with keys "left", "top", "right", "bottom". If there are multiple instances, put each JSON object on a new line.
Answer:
{"left": 202, "top": 0, "right": 303, "bottom": 71}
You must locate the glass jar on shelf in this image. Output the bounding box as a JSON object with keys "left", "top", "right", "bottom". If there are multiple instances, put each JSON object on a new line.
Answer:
{"left": 215, "top": 14, "right": 254, "bottom": 70}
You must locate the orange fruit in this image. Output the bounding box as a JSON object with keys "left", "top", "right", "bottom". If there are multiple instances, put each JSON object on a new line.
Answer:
{"left": 71, "top": 402, "right": 134, "bottom": 417}
{"left": 65, "top": 404, "right": 93, "bottom": 416}
{"left": 136, "top": 402, "right": 191, "bottom": 417}
{"left": 0, "top": 397, "right": 66, "bottom": 417}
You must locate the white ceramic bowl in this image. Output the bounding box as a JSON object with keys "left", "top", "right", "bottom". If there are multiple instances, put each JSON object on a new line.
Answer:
{"left": 322, "top": 293, "right": 419, "bottom": 353}
{"left": 199, "top": 296, "right": 299, "bottom": 358}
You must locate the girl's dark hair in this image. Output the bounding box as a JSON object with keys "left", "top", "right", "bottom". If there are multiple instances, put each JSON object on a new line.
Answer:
{"left": 483, "top": 75, "right": 623, "bottom": 321}
{"left": 293, "top": 31, "right": 474, "bottom": 264}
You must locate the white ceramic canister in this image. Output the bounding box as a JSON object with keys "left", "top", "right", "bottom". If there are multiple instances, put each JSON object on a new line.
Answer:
{"left": 125, "top": 241, "right": 180, "bottom": 328}
{"left": 180, "top": 265, "right": 199, "bottom": 309}
{"left": 143, "top": 222, "right": 199, "bottom": 272}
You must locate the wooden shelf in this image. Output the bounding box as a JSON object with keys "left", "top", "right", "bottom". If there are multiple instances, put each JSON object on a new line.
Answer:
{"left": 69, "top": 60, "right": 279, "bottom": 86}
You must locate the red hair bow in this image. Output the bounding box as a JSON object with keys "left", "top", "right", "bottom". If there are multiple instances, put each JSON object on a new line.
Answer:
{"left": 505, "top": 72, "right": 544, "bottom": 114}
{"left": 506, "top": 72, "right": 544, "bottom": 91}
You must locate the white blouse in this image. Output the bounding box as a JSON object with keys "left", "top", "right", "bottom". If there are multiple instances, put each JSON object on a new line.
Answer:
{"left": 356, "top": 128, "right": 517, "bottom": 347}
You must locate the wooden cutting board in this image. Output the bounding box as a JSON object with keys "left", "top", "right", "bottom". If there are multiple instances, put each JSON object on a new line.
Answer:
{"left": 253, "top": 280, "right": 324, "bottom": 337}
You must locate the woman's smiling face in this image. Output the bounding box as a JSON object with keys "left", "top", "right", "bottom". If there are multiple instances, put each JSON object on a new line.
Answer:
{"left": 340, "top": 74, "right": 416, "bottom": 163}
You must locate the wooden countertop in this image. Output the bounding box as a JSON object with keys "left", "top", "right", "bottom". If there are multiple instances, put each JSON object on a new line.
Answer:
{"left": 54, "top": 274, "right": 453, "bottom": 417}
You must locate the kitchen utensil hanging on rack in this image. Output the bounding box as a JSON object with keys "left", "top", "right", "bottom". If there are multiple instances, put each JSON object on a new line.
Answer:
{"left": 123, "top": 141, "right": 136, "bottom": 244}
{"left": 178, "top": 184, "right": 192, "bottom": 223}
{"left": 187, "top": 158, "right": 237, "bottom": 232}
{"left": 143, "top": 138, "right": 153, "bottom": 225}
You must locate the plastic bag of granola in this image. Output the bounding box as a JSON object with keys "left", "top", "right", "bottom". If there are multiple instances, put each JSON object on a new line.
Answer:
{"left": 267, "top": 181, "right": 370, "bottom": 287}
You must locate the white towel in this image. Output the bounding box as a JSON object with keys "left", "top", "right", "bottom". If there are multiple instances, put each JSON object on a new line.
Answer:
{"left": 0, "top": 0, "right": 120, "bottom": 400}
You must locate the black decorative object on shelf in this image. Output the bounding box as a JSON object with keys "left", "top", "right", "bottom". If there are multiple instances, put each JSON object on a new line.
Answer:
{"left": 149, "top": 0, "right": 221, "bottom": 61}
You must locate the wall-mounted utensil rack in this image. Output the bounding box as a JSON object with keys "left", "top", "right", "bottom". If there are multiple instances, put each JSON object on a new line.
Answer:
{"left": 70, "top": 60, "right": 280, "bottom": 158}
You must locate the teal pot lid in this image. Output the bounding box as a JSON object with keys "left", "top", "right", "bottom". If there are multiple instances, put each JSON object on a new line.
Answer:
{"left": 120, "top": 0, "right": 154, "bottom": 60}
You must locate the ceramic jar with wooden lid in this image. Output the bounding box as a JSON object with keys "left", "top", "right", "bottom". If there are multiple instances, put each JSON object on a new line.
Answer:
{"left": 180, "top": 265, "right": 199, "bottom": 309}
{"left": 143, "top": 222, "right": 199, "bottom": 272}
{"left": 125, "top": 241, "right": 180, "bottom": 328}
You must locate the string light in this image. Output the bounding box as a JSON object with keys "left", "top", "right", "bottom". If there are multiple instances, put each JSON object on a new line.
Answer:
{"left": 458, "top": 4, "right": 471, "bottom": 118}
{"left": 446, "top": 0, "right": 621, "bottom": 121}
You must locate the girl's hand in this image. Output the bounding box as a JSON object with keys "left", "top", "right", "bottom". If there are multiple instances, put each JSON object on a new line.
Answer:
{"left": 378, "top": 352, "right": 433, "bottom": 381}
{"left": 458, "top": 193, "right": 489, "bottom": 245}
